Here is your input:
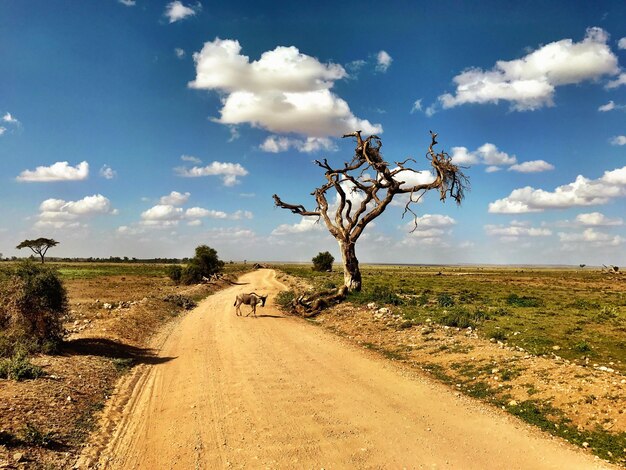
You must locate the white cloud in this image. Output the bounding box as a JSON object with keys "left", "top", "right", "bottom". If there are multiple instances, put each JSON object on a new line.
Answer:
{"left": 489, "top": 165, "right": 626, "bottom": 213}
{"left": 508, "top": 160, "right": 554, "bottom": 173}
{"left": 451, "top": 143, "right": 519, "bottom": 171}
{"left": 174, "top": 161, "right": 248, "bottom": 186}
{"left": 2, "top": 112, "right": 19, "bottom": 124}
{"left": 272, "top": 216, "right": 323, "bottom": 235}
{"left": 412, "top": 213, "right": 456, "bottom": 228}
{"left": 36, "top": 194, "right": 116, "bottom": 229}
{"left": 99, "top": 165, "right": 117, "bottom": 179}
{"left": 181, "top": 154, "right": 202, "bottom": 164}
{"left": 259, "top": 135, "right": 336, "bottom": 153}
{"left": 598, "top": 100, "right": 615, "bottom": 112}
{"left": 160, "top": 191, "right": 190, "bottom": 206}
{"left": 610, "top": 135, "right": 626, "bottom": 146}
{"left": 185, "top": 207, "right": 227, "bottom": 219}
{"left": 606, "top": 73, "right": 626, "bottom": 89}
{"left": 410, "top": 99, "right": 422, "bottom": 114}
{"left": 17, "top": 161, "right": 89, "bottom": 182}
{"left": 439, "top": 27, "right": 619, "bottom": 111}
{"left": 118, "top": 0, "right": 136, "bottom": 5}
{"left": 485, "top": 223, "right": 552, "bottom": 239}
{"left": 141, "top": 204, "right": 183, "bottom": 224}
{"left": 164, "top": 1, "right": 199, "bottom": 23}
{"left": 575, "top": 212, "right": 623, "bottom": 226}
{"left": 175, "top": 48, "right": 186, "bottom": 59}
{"left": 0, "top": 127, "right": 5, "bottom": 136}
{"left": 375, "top": 50, "right": 392, "bottom": 73}
{"left": 619, "top": 37, "right": 626, "bottom": 50}
{"left": 188, "top": 38, "right": 382, "bottom": 138}
{"left": 558, "top": 228, "right": 624, "bottom": 246}
{"left": 231, "top": 210, "right": 253, "bottom": 220}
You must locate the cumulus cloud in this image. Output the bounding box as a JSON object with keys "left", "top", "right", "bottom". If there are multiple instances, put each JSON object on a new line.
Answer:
{"left": 606, "top": 73, "right": 626, "bottom": 89}
{"left": 451, "top": 143, "right": 554, "bottom": 173}
{"left": 17, "top": 161, "right": 89, "bottom": 182}
{"left": 508, "top": 160, "right": 555, "bottom": 173}
{"left": 575, "top": 212, "right": 623, "bottom": 226}
{"left": 159, "top": 191, "right": 190, "bottom": 206}
{"left": 439, "top": 27, "right": 619, "bottom": 111}
{"left": 271, "top": 216, "right": 323, "bottom": 235}
{"left": 188, "top": 38, "right": 382, "bottom": 138}
{"left": 99, "top": 165, "right": 117, "bottom": 179}
{"left": 485, "top": 223, "right": 552, "bottom": 240}
{"left": 175, "top": 48, "right": 185, "bottom": 59}
{"left": 400, "top": 214, "right": 456, "bottom": 246}
{"left": 164, "top": 1, "right": 199, "bottom": 23}
{"left": 375, "top": 50, "right": 392, "bottom": 73}
{"left": 118, "top": 0, "right": 135, "bottom": 5}
{"left": 259, "top": 135, "right": 336, "bottom": 153}
{"left": 610, "top": 135, "right": 626, "bottom": 146}
{"left": 599, "top": 101, "right": 616, "bottom": 112}
{"left": 174, "top": 161, "right": 248, "bottom": 186}
{"left": 36, "top": 194, "right": 117, "bottom": 229}
{"left": 140, "top": 192, "right": 252, "bottom": 228}
{"left": 185, "top": 207, "right": 227, "bottom": 219}
{"left": 558, "top": 228, "right": 624, "bottom": 247}
{"left": 619, "top": 38, "right": 626, "bottom": 49}
{"left": 488, "top": 165, "right": 626, "bottom": 213}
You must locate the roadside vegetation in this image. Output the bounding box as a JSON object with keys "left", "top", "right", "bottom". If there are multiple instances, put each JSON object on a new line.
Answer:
{"left": 276, "top": 263, "right": 626, "bottom": 465}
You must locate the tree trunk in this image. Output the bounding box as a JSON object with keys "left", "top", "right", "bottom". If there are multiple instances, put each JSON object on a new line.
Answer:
{"left": 339, "top": 240, "right": 361, "bottom": 292}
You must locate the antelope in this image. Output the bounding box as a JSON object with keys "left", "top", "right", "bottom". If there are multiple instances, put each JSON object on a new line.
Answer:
{"left": 234, "top": 292, "right": 268, "bottom": 317}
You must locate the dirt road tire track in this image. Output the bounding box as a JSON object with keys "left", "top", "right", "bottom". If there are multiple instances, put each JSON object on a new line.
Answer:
{"left": 77, "top": 269, "right": 613, "bottom": 469}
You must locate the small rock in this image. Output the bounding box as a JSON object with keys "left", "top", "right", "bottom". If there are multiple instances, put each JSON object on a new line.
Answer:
{"left": 103, "top": 303, "right": 113, "bottom": 310}
{"left": 582, "top": 442, "right": 589, "bottom": 448}
{"left": 552, "top": 345, "right": 561, "bottom": 351}
{"left": 508, "top": 400, "right": 518, "bottom": 406}
{"left": 13, "top": 452, "right": 24, "bottom": 463}
{"left": 378, "top": 307, "right": 390, "bottom": 314}
{"left": 367, "top": 302, "right": 377, "bottom": 310}
{"left": 66, "top": 396, "right": 72, "bottom": 402}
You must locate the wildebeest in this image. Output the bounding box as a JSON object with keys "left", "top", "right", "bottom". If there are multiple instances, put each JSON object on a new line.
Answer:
{"left": 234, "top": 292, "right": 268, "bottom": 317}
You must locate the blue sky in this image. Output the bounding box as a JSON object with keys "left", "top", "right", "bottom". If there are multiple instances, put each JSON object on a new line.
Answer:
{"left": 1, "top": 0, "right": 625, "bottom": 265}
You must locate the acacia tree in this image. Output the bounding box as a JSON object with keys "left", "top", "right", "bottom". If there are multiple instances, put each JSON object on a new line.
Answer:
{"left": 16, "top": 238, "right": 59, "bottom": 264}
{"left": 273, "top": 131, "right": 468, "bottom": 292}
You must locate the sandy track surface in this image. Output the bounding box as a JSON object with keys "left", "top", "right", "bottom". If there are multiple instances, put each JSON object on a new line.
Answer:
{"left": 79, "top": 269, "right": 612, "bottom": 469}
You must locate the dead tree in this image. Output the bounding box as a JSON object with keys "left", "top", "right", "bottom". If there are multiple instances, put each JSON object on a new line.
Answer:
{"left": 273, "top": 131, "right": 468, "bottom": 292}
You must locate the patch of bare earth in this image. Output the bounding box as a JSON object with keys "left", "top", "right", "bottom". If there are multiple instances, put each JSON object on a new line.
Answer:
{"left": 0, "top": 273, "right": 231, "bottom": 469}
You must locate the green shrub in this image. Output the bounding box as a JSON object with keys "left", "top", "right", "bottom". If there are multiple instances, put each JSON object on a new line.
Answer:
{"left": 276, "top": 290, "right": 296, "bottom": 309}
{"left": 312, "top": 251, "right": 334, "bottom": 272}
{"left": 178, "top": 245, "right": 225, "bottom": 285}
{"left": 167, "top": 265, "right": 183, "bottom": 284}
{"left": 0, "top": 351, "right": 44, "bottom": 380}
{"left": 506, "top": 293, "right": 543, "bottom": 307}
{"left": 437, "top": 293, "right": 455, "bottom": 307}
{"left": 0, "top": 261, "right": 68, "bottom": 355}
{"left": 440, "top": 308, "right": 488, "bottom": 329}
{"left": 20, "top": 422, "right": 53, "bottom": 447}
{"left": 573, "top": 341, "right": 592, "bottom": 353}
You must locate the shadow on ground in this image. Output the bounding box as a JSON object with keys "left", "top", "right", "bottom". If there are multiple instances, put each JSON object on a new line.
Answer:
{"left": 62, "top": 338, "right": 175, "bottom": 365}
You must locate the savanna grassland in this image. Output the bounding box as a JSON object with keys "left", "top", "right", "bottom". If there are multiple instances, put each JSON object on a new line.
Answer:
{"left": 276, "top": 264, "right": 626, "bottom": 466}
{"left": 0, "top": 261, "right": 247, "bottom": 469}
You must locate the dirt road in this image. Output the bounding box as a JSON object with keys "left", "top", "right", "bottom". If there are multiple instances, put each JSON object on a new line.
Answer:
{"left": 79, "top": 269, "right": 612, "bottom": 469}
